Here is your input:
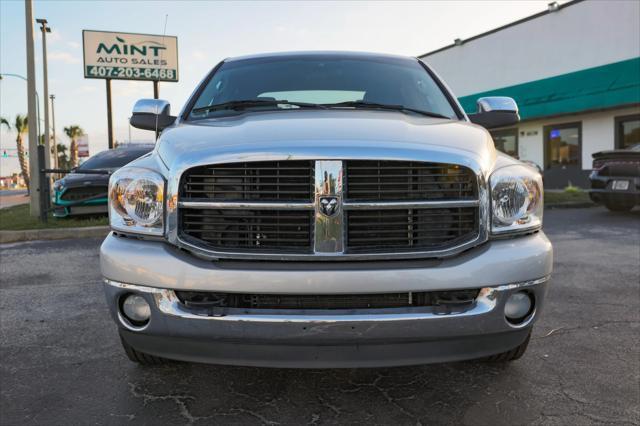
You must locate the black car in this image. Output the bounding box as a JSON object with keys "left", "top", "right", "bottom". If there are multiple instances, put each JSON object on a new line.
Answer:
{"left": 589, "top": 144, "right": 640, "bottom": 211}
{"left": 52, "top": 144, "right": 154, "bottom": 217}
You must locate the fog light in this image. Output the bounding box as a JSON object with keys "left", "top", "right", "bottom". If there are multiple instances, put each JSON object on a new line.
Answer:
{"left": 504, "top": 291, "right": 533, "bottom": 323}
{"left": 122, "top": 294, "right": 151, "bottom": 324}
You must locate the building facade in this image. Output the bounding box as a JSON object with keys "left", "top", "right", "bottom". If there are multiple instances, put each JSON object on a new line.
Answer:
{"left": 419, "top": 0, "right": 640, "bottom": 188}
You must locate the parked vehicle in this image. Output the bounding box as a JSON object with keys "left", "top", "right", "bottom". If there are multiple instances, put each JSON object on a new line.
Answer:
{"left": 589, "top": 144, "right": 640, "bottom": 211}
{"left": 101, "top": 52, "right": 552, "bottom": 368}
{"left": 52, "top": 144, "right": 153, "bottom": 217}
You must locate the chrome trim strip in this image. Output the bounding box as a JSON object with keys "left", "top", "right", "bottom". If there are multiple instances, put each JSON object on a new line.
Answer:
{"left": 493, "top": 275, "right": 550, "bottom": 291}
{"left": 178, "top": 200, "right": 478, "bottom": 211}
{"left": 104, "top": 275, "right": 550, "bottom": 323}
{"left": 343, "top": 200, "right": 479, "bottom": 210}
{"left": 314, "top": 160, "right": 344, "bottom": 253}
{"left": 179, "top": 201, "right": 315, "bottom": 210}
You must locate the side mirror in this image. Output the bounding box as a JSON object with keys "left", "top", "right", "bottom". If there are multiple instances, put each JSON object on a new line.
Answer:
{"left": 130, "top": 99, "right": 176, "bottom": 132}
{"left": 468, "top": 97, "right": 520, "bottom": 129}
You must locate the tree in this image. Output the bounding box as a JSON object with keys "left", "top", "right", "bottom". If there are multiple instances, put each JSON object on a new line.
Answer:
{"left": 54, "top": 143, "right": 71, "bottom": 170}
{"left": 63, "top": 125, "right": 84, "bottom": 167}
{"left": 11, "top": 115, "right": 30, "bottom": 190}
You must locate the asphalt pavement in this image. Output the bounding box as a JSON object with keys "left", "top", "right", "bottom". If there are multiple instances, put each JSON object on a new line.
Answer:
{"left": 1, "top": 207, "right": 638, "bottom": 425}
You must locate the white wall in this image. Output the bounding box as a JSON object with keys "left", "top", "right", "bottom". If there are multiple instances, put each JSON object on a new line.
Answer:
{"left": 512, "top": 106, "right": 640, "bottom": 170}
{"left": 422, "top": 0, "right": 640, "bottom": 96}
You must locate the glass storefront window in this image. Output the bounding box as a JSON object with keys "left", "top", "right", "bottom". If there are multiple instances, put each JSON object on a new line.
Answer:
{"left": 546, "top": 124, "right": 580, "bottom": 166}
{"left": 490, "top": 129, "right": 518, "bottom": 157}
{"left": 616, "top": 114, "right": 640, "bottom": 149}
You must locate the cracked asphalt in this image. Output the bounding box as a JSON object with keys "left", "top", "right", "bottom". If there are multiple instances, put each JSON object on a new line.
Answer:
{"left": 1, "top": 207, "right": 639, "bottom": 425}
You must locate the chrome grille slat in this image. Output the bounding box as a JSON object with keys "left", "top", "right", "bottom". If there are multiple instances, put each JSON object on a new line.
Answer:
{"left": 180, "top": 209, "right": 313, "bottom": 253}
{"left": 346, "top": 207, "right": 477, "bottom": 252}
{"left": 181, "top": 160, "right": 315, "bottom": 202}
{"left": 345, "top": 160, "right": 476, "bottom": 201}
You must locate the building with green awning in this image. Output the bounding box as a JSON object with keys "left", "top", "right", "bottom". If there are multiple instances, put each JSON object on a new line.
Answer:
{"left": 419, "top": 0, "right": 640, "bottom": 188}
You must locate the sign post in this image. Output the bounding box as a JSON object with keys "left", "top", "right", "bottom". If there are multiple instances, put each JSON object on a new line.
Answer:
{"left": 105, "top": 79, "right": 114, "bottom": 149}
{"left": 82, "top": 30, "right": 178, "bottom": 148}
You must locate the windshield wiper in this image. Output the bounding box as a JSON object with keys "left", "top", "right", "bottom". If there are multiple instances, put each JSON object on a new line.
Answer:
{"left": 192, "top": 99, "right": 326, "bottom": 114}
{"left": 323, "top": 101, "right": 450, "bottom": 119}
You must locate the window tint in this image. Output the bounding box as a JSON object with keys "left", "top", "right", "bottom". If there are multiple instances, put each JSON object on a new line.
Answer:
{"left": 191, "top": 56, "right": 457, "bottom": 119}
{"left": 491, "top": 128, "right": 518, "bottom": 157}
{"left": 616, "top": 115, "right": 640, "bottom": 149}
{"left": 78, "top": 147, "right": 152, "bottom": 170}
{"left": 547, "top": 125, "right": 580, "bottom": 166}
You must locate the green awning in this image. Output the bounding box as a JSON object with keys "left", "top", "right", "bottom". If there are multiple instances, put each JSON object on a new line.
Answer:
{"left": 457, "top": 57, "right": 640, "bottom": 120}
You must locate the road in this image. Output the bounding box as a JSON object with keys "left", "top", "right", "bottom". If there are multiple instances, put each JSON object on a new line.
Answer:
{"left": 0, "top": 189, "right": 28, "bottom": 209}
{"left": 1, "top": 207, "right": 638, "bottom": 425}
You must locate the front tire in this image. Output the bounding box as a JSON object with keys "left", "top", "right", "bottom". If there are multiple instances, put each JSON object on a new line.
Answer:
{"left": 483, "top": 331, "right": 531, "bottom": 362}
{"left": 119, "top": 332, "right": 170, "bottom": 365}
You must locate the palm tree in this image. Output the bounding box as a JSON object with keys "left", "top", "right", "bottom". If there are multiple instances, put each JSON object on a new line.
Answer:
{"left": 0, "top": 117, "right": 9, "bottom": 130}
{"left": 54, "top": 143, "right": 71, "bottom": 170}
{"left": 63, "top": 125, "right": 84, "bottom": 167}
{"left": 12, "top": 115, "right": 30, "bottom": 190}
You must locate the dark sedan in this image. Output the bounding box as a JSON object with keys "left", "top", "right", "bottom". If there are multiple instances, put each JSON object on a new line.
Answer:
{"left": 589, "top": 144, "right": 640, "bottom": 211}
{"left": 52, "top": 144, "right": 154, "bottom": 217}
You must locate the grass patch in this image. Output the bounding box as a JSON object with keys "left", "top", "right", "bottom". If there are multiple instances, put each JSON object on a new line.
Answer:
{"left": 545, "top": 190, "right": 593, "bottom": 205}
{"left": 0, "top": 204, "right": 108, "bottom": 231}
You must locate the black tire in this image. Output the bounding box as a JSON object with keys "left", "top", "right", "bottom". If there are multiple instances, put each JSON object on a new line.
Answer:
{"left": 483, "top": 331, "right": 531, "bottom": 362}
{"left": 119, "top": 333, "right": 169, "bottom": 365}
{"left": 604, "top": 200, "right": 634, "bottom": 212}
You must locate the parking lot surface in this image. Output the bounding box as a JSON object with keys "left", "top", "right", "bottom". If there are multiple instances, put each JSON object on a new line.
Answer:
{"left": 1, "top": 207, "right": 638, "bottom": 425}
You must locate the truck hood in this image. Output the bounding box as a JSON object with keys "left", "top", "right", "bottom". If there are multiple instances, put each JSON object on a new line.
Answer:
{"left": 157, "top": 110, "right": 497, "bottom": 175}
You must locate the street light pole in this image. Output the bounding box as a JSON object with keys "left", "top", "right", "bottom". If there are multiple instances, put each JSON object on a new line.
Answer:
{"left": 50, "top": 94, "right": 58, "bottom": 169}
{"left": 24, "top": 0, "right": 40, "bottom": 217}
{"left": 36, "top": 18, "right": 52, "bottom": 170}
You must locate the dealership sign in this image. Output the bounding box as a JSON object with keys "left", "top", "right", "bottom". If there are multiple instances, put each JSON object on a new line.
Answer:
{"left": 77, "top": 135, "right": 90, "bottom": 158}
{"left": 82, "top": 30, "right": 178, "bottom": 82}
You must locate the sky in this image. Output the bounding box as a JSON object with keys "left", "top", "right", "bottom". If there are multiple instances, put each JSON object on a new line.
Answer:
{"left": 0, "top": 0, "right": 567, "bottom": 175}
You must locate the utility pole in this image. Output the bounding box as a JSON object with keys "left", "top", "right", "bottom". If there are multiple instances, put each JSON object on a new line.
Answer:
{"left": 50, "top": 94, "right": 58, "bottom": 169}
{"left": 25, "top": 0, "right": 40, "bottom": 217}
{"left": 36, "top": 18, "right": 52, "bottom": 169}
{"left": 128, "top": 116, "right": 132, "bottom": 143}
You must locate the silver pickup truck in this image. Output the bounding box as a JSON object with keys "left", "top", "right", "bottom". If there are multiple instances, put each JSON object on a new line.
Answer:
{"left": 101, "top": 52, "right": 552, "bottom": 368}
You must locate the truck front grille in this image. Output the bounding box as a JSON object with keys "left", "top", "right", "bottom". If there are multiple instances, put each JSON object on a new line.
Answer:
{"left": 346, "top": 207, "right": 478, "bottom": 252}
{"left": 180, "top": 209, "right": 314, "bottom": 253}
{"left": 345, "top": 160, "right": 476, "bottom": 200}
{"left": 181, "top": 160, "right": 314, "bottom": 201}
{"left": 177, "top": 160, "right": 481, "bottom": 259}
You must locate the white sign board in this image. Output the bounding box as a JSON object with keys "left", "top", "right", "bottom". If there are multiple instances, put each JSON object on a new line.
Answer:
{"left": 77, "top": 135, "right": 90, "bottom": 158}
{"left": 82, "top": 30, "right": 178, "bottom": 82}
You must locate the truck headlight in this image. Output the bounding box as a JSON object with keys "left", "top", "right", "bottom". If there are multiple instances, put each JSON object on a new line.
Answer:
{"left": 490, "top": 164, "right": 543, "bottom": 235}
{"left": 109, "top": 167, "right": 165, "bottom": 236}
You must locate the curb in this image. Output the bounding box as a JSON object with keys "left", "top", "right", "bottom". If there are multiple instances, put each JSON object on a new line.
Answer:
{"left": 0, "top": 226, "right": 110, "bottom": 244}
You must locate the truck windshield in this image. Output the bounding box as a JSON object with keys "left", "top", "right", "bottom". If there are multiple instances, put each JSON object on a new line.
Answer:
{"left": 189, "top": 55, "right": 459, "bottom": 119}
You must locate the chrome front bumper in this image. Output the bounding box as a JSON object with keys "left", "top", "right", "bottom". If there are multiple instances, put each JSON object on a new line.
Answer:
{"left": 100, "top": 232, "right": 552, "bottom": 368}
